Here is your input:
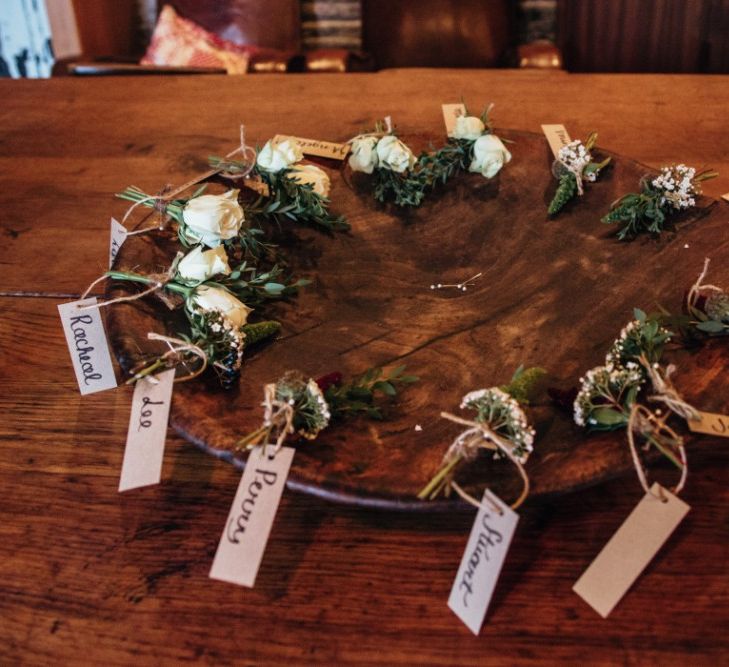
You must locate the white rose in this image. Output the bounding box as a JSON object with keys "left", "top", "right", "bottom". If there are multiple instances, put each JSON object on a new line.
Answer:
{"left": 288, "top": 164, "right": 331, "bottom": 198}
{"left": 451, "top": 115, "right": 485, "bottom": 141}
{"left": 177, "top": 245, "right": 231, "bottom": 282}
{"left": 468, "top": 134, "right": 512, "bottom": 178}
{"left": 348, "top": 136, "right": 379, "bottom": 174}
{"left": 192, "top": 285, "right": 252, "bottom": 328}
{"left": 375, "top": 135, "right": 415, "bottom": 174}
{"left": 256, "top": 138, "right": 303, "bottom": 173}
{"left": 182, "top": 189, "right": 244, "bottom": 247}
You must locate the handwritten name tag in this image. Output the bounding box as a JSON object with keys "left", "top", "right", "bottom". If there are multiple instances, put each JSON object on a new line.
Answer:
{"left": 721, "top": 192, "right": 729, "bottom": 203}
{"left": 541, "top": 124, "right": 572, "bottom": 158}
{"left": 448, "top": 490, "right": 519, "bottom": 634}
{"left": 210, "top": 446, "right": 295, "bottom": 588}
{"left": 273, "top": 134, "right": 350, "bottom": 160}
{"left": 118, "top": 369, "right": 175, "bottom": 492}
{"left": 442, "top": 103, "right": 467, "bottom": 136}
{"left": 573, "top": 483, "right": 690, "bottom": 618}
{"left": 109, "top": 217, "right": 127, "bottom": 268}
{"left": 58, "top": 298, "right": 117, "bottom": 395}
{"left": 688, "top": 410, "right": 729, "bottom": 438}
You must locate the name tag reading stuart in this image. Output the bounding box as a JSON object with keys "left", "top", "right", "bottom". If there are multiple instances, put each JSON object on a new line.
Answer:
{"left": 119, "top": 369, "right": 175, "bottom": 492}
{"left": 448, "top": 489, "right": 519, "bottom": 635}
{"left": 210, "top": 446, "right": 295, "bottom": 588}
{"left": 573, "top": 483, "right": 690, "bottom": 618}
{"left": 541, "top": 124, "right": 572, "bottom": 158}
{"left": 109, "top": 217, "right": 127, "bottom": 268}
{"left": 442, "top": 103, "right": 467, "bottom": 136}
{"left": 687, "top": 410, "right": 729, "bottom": 438}
{"left": 58, "top": 298, "right": 117, "bottom": 395}
{"left": 272, "top": 134, "right": 350, "bottom": 160}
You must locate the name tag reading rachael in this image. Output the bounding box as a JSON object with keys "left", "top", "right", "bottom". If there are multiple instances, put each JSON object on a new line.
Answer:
{"left": 448, "top": 489, "right": 519, "bottom": 635}
{"left": 58, "top": 298, "right": 117, "bottom": 395}
{"left": 118, "top": 369, "right": 175, "bottom": 492}
{"left": 272, "top": 134, "right": 350, "bottom": 160}
{"left": 109, "top": 217, "right": 127, "bottom": 268}
{"left": 210, "top": 446, "right": 295, "bottom": 588}
{"left": 573, "top": 483, "right": 690, "bottom": 618}
{"left": 541, "top": 124, "right": 572, "bottom": 158}
{"left": 688, "top": 410, "right": 729, "bottom": 438}
{"left": 442, "top": 103, "right": 467, "bottom": 136}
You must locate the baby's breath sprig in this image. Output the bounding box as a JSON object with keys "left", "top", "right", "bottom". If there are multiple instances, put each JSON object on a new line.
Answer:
{"left": 573, "top": 311, "right": 689, "bottom": 470}
{"left": 418, "top": 366, "right": 545, "bottom": 504}
{"left": 548, "top": 132, "right": 611, "bottom": 216}
{"left": 602, "top": 164, "right": 717, "bottom": 240}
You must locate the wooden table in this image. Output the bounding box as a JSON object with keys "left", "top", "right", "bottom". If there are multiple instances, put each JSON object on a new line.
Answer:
{"left": 1, "top": 70, "right": 727, "bottom": 665}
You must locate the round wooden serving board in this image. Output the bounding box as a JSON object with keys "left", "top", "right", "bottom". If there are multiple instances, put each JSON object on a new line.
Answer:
{"left": 106, "top": 129, "right": 729, "bottom": 511}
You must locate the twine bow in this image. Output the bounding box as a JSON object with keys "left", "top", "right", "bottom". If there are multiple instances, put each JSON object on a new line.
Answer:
{"left": 687, "top": 257, "right": 722, "bottom": 314}
{"left": 555, "top": 156, "right": 585, "bottom": 196}
{"left": 436, "top": 411, "right": 530, "bottom": 514}
{"left": 261, "top": 382, "right": 297, "bottom": 456}
{"left": 627, "top": 403, "right": 687, "bottom": 500}
{"left": 642, "top": 358, "right": 700, "bottom": 423}
{"left": 78, "top": 251, "right": 183, "bottom": 310}
{"left": 119, "top": 124, "right": 252, "bottom": 235}
{"left": 127, "top": 332, "right": 208, "bottom": 384}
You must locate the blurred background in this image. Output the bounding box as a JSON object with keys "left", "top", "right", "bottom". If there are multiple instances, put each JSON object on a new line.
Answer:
{"left": 2, "top": 0, "right": 728, "bottom": 78}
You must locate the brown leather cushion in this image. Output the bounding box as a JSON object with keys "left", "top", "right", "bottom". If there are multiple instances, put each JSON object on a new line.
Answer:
{"left": 162, "top": 0, "right": 301, "bottom": 52}
{"left": 362, "top": 0, "right": 514, "bottom": 69}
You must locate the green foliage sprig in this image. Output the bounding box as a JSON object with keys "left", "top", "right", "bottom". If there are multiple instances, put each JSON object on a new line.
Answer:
{"left": 602, "top": 164, "right": 717, "bottom": 240}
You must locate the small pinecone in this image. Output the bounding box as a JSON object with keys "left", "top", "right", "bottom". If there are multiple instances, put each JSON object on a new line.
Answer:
{"left": 705, "top": 291, "right": 729, "bottom": 323}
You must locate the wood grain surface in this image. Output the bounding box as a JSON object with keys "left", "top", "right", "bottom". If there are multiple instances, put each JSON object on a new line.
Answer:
{"left": 0, "top": 71, "right": 728, "bottom": 665}
{"left": 106, "top": 129, "right": 728, "bottom": 510}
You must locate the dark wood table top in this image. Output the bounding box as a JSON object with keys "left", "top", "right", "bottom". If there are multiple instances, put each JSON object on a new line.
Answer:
{"left": 1, "top": 70, "right": 728, "bottom": 665}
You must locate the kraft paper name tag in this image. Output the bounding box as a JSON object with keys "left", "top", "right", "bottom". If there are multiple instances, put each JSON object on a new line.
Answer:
{"left": 721, "top": 192, "right": 729, "bottom": 203}
{"left": 448, "top": 490, "right": 519, "bottom": 635}
{"left": 573, "top": 483, "right": 690, "bottom": 618}
{"left": 688, "top": 410, "right": 729, "bottom": 438}
{"left": 118, "top": 369, "right": 175, "bottom": 492}
{"left": 210, "top": 446, "right": 295, "bottom": 588}
{"left": 58, "top": 298, "right": 117, "bottom": 395}
{"left": 442, "top": 103, "right": 467, "bottom": 136}
{"left": 109, "top": 217, "right": 127, "bottom": 268}
{"left": 541, "top": 124, "right": 572, "bottom": 158}
{"left": 273, "top": 134, "right": 350, "bottom": 160}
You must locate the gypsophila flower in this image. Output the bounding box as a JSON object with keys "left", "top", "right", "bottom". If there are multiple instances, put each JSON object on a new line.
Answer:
{"left": 604, "top": 314, "right": 673, "bottom": 371}
{"left": 461, "top": 387, "right": 535, "bottom": 463}
{"left": 573, "top": 365, "right": 643, "bottom": 429}
{"left": 652, "top": 164, "right": 699, "bottom": 210}
{"left": 558, "top": 140, "right": 595, "bottom": 181}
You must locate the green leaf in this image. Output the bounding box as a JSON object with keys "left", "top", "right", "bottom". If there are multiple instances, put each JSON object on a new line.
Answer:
{"left": 634, "top": 308, "right": 647, "bottom": 323}
{"left": 373, "top": 380, "right": 397, "bottom": 396}
{"left": 592, "top": 407, "right": 627, "bottom": 426}
{"left": 696, "top": 320, "right": 726, "bottom": 333}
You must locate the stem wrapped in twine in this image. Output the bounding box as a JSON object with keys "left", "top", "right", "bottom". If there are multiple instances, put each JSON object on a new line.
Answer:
{"left": 126, "top": 333, "right": 208, "bottom": 384}
{"left": 641, "top": 357, "right": 700, "bottom": 423}
{"left": 627, "top": 403, "right": 687, "bottom": 500}
{"left": 235, "top": 383, "right": 296, "bottom": 458}
{"left": 119, "top": 124, "right": 251, "bottom": 235}
{"left": 419, "top": 411, "right": 530, "bottom": 515}
{"left": 78, "top": 252, "right": 183, "bottom": 311}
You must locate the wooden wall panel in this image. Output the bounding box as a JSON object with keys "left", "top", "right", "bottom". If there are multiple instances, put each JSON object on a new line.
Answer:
{"left": 558, "top": 0, "right": 729, "bottom": 73}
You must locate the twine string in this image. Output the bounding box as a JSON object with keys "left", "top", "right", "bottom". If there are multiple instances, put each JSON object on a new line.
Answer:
{"left": 439, "top": 411, "right": 530, "bottom": 514}
{"left": 128, "top": 333, "right": 208, "bottom": 384}
{"left": 261, "top": 382, "right": 296, "bottom": 458}
{"left": 641, "top": 357, "right": 700, "bottom": 422}
{"left": 627, "top": 403, "right": 687, "bottom": 499}
{"left": 687, "top": 257, "right": 722, "bottom": 313}
{"left": 78, "top": 251, "right": 183, "bottom": 310}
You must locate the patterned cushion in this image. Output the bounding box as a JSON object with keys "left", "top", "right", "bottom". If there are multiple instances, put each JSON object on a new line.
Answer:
{"left": 141, "top": 5, "right": 251, "bottom": 74}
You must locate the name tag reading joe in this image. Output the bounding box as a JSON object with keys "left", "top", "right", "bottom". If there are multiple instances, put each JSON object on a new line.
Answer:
{"left": 448, "top": 489, "right": 519, "bottom": 635}
{"left": 58, "top": 298, "right": 117, "bottom": 395}
{"left": 210, "top": 446, "right": 295, "bottom": 588}
{"left": 119, "top": 369, "right": 175, "bottom": 492}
